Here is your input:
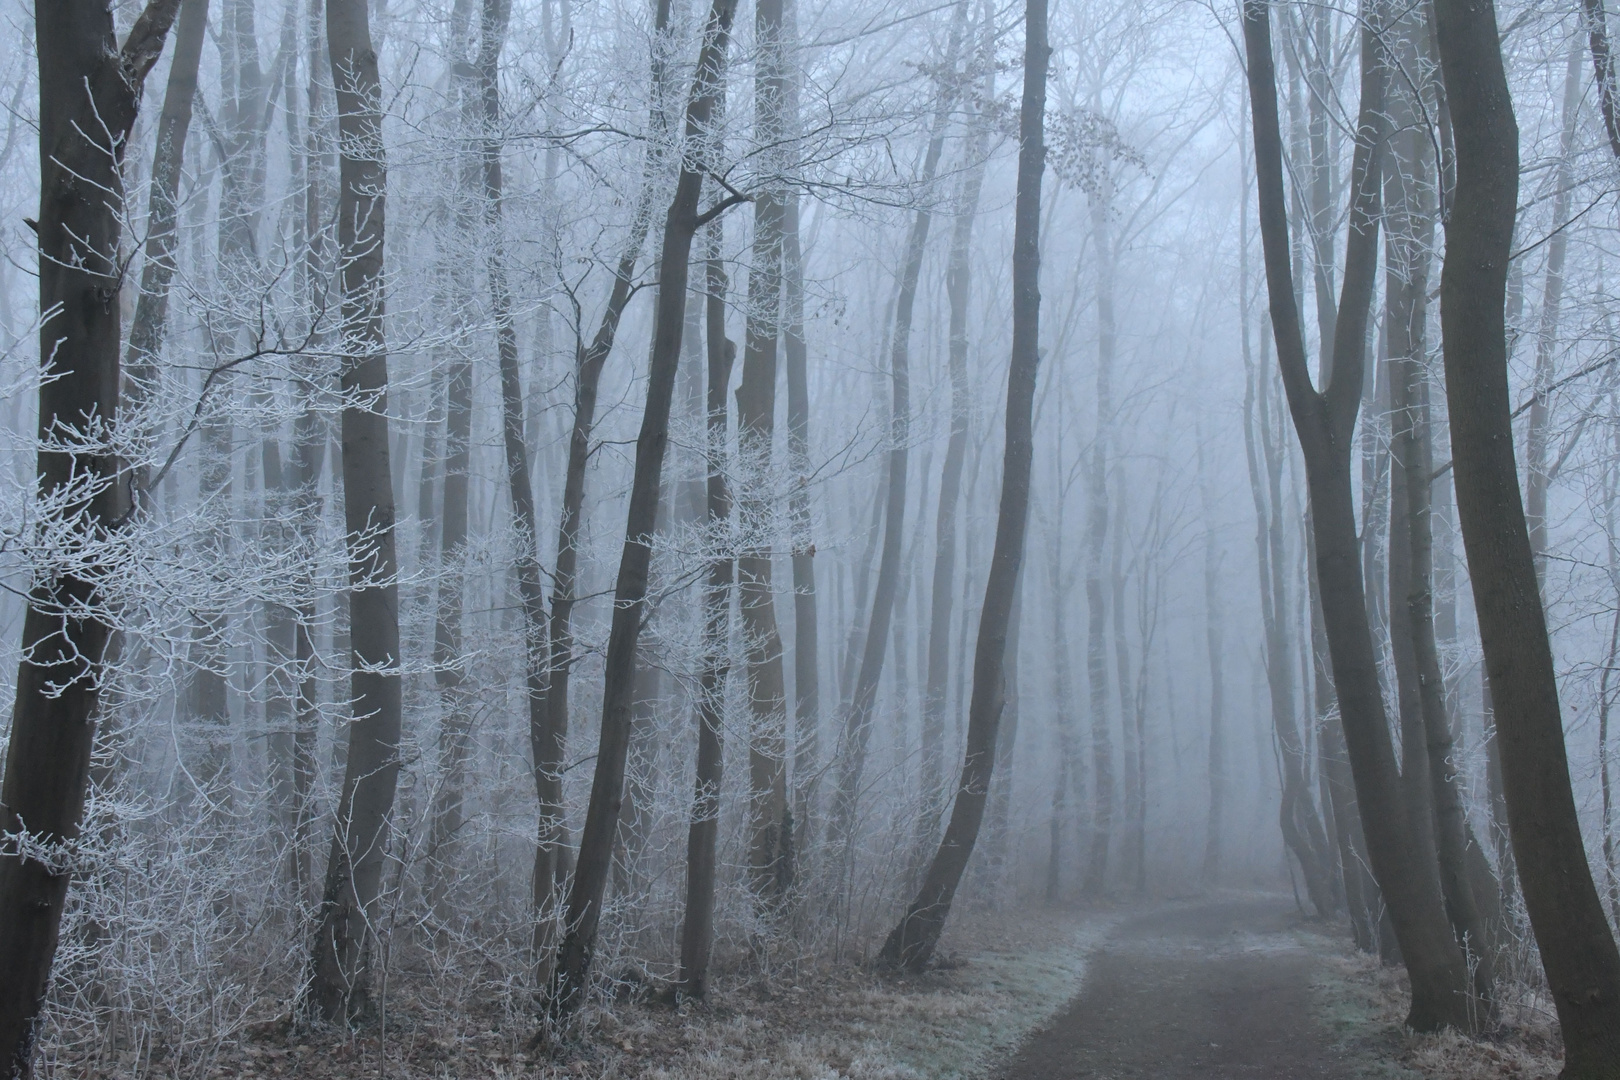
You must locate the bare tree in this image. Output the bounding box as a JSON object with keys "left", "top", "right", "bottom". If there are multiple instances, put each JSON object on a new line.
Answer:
{"left": 879, "top": 0, "right": 1046, "bottom": 969}
{"left": 545, "top": 0, "right": 746, "bottom": 1020}
{"left": 1434, "top": 0, "right": 1620, "bottom": 1068}
{"left": 0, "top": 2, "right": 184, "bottom": 1072}
{"left": 1242, "top": 0, "right": 1474, "bottom": 1031}
{"left": 305, "top": 0, "right": 405, "bottom": 1024}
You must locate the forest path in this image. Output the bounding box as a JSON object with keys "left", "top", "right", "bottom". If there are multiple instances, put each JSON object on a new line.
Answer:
{"left": 996, "top": 895, "right": 1364, "bottom": 1080}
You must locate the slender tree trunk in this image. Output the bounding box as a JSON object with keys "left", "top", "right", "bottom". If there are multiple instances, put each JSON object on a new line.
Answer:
{"left": 737, "top": 0, "right": 793, "bottom": 900}
{"left": 0, "top": 4, "right": 181, "bottom": 1072}
{"left": 784, "top": 189, "right": 820, "bottom": 851}
{"left": 680, "top": 223, "right": 735, "bottom": 998}
{"left": 305, "top": 0, "right": 404, "bottom": 1024}
{"left": 1433, "top": 0, "right": 1620, "bottom": 1068}
{"left": 1243, "top": 0, "right": 1474, "bottom": 1031}
{"left": 125, "top": 0, "right": 208, "bottom": 422}
{"left": 1525, "top": 42, "right": 1582, "bottom": 588}
{"left": 546, "top": 0, "right": 742, "bottom": 1020}
{"left": 830, "top": 10, "right": 966, "bottom": 863}
{"left": 1081, "top": 197, "right": 1117, "bottom": 898}
{"left": 531, "top": 1, "right": 674, "bottom": 956}
{"left": 1199, "top": 439, "right": 1226, "bottom": 885}
{"left": 924, "top": 77, "right": 990, "bottom": 864}
{"left": 879, "top": 0, "right": 1045, "bottom": 967}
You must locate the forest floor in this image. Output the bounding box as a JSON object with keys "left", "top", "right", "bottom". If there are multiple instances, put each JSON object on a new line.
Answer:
{"left": 61, "top": 893, "right": 1564, "bottom": 1079}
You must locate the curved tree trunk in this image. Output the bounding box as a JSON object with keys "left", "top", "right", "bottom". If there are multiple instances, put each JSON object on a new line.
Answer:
{"left": 1434, "top": 0, "right": 1620, "bottom": 1068}
{"left": 1242, "top": 0, "right": 1473, "bottom": 1031}
{"left": 878, "top": 0, "right": 1046, "bottom": 968}
{"left": 545, "top": 0, "right": 742, "bottom": 1021}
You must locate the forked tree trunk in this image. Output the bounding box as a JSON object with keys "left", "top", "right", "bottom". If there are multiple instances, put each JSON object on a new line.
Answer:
{"left": 1243, "top": 0, "right": 1474, "bottom": 1031}
{"left": 1433, "top": 0, "right": 1620, "bottom": 1068}
{"left": 546, "top": 0, "right": 743, "bottom": 1021}
{"left": 679, "top": 220, "right": 735, "bottom": 999}
{"left": 305, "top": 0, "right": 404, "bottom": 1024}
{"left": 879, "top": 0, "right": 1046, "bottom": 968}
{"left": 0, "top": 4, "right": 182, "bottom": 1073}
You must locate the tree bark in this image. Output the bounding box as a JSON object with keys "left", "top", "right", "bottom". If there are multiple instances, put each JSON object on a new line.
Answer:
{"left": 924, "top": 70, "right": 990, "bottom": 863}
{"left": 1433, "top": 0, "right": 1620, "bottom": 1068}
{"left": 1243, "top": 0, "right": 1474, "bottom": 1031}
{"left": 1381, "top": 13, "right": 1500, "bottom": 1002}
{"left": 304, "top": 0, "right": 404, "bottom": 1024}
{"left": 679, "top": 220, "right": 735, "bottom": 999}
{"left": 737, "top": 0, "right": 793, "bottom": 900}
{"left": 878, "top": 0, "right": 1045, "bottom": 968}
{"left": 545, "top": 0, "right": 742, "bottom": 1020}
{"left": 0, "top": 4, "right": 182, "bottom": 1072}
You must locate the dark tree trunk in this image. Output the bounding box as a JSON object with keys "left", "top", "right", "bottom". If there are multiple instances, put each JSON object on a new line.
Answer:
{"left": 531, "top": 0, "right": 670, "bottom": 963}
{"left": 305, "top": 0, "right": 404, "bottom": 1024}
{"left": 0, "top": 4, "right": 182, "bottom": 1073}
{"left": 679, "top": 220, "right": 735, "bottom": 999}
{"left": 1583, "top": 0, "right": 1620, "bottom": 161}
{"left": 1381, "top": 15, "right": 1499, "bottom": 1001}
{"left": 924, "top": 73, "right": 989, "bottom": 861}
{"left": 1243, "top": 0, "right": 1474, "bottom": 1031}
{"left": 737, "top": 0, "right": 792, "bottom": 900}
{"left": 878, "top": 0, "right": 1045, "bottom": 968}
{"left": 545, "top": 0, "right": 742, "bottom": 1021}
{"left": 124, "top": 0, "right": 208, "bottom": 422}
{"left": 1433, "top": 0, "right": 1620, "bottom": 1068}
{"left": 785, "top": 192, "right": 820, "bottom": 849}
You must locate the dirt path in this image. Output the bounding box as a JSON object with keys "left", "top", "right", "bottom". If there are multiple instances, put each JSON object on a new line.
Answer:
{"left": 997, "top": 895, "right": 1369, "bottom": 1080}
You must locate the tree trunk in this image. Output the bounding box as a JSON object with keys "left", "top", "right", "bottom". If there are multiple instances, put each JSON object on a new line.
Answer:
{"left": 785, "top": 191, "right": 820, "bottom": 851}
{"left": 1081, "top": 197, "right": 1116, "bottom": 899}
{"left": 679, "top": 220, "right": 736, "bottom": 999}
{"left": 0, "top": 4, "right": 182, "bottom": 1073}
{"left": 924, "top": 71, "right": 990, "bottom": 864}
{"left": 736, "top": 0, "right": 793, "bottom": 900}
{"left": 305, "top": 0, "right": 404, "bottom": 1024}
{"left": 545, "top": 0, "right": 742, "bottom": 1021}
{"left": 1381, "top": 14, "right": 1500, "bottom": 1003}
{"left": 1582, "top": 0, "right": 1620, "bottom": 161}
{"left": 1199, "top": 438, "right": 1226, "bottom": 885}
{"left": 124, "top": 0, "right": 208, "bottom": 426}
{"left": 1243, "top": 0, "right": 1474, "bottom": 1031}
{"left": 878, "top": 0, "right": 1045, "bottom": 967}
{"left": 830, "top": 9, "right": 966, "bottom": 865}
{"left": 531, "top": 0, "right": 672, "bottom": 961}
{"left": 1433, "top": 0, "right": 1620, "bottom": 1068}
{"left": 1524, "top": 41, "right": 1582, "bottom": 589}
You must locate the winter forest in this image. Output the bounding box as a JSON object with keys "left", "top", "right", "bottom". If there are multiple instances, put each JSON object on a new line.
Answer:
{"left": 6, "top": 0, "right": 1620, "bottom": 1075}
